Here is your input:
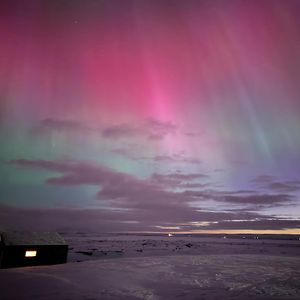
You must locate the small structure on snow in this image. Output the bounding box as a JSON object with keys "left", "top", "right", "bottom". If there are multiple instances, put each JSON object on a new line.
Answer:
{"left": 0, "top": 231, "right": 68, "bottom": 268}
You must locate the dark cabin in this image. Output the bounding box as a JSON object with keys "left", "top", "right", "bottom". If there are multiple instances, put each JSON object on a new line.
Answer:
{"left": 0, "top": 231, "right": 68, "bottom": 268}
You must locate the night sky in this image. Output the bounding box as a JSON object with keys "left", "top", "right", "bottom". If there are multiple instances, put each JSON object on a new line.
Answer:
{"left": 1, "top": 0, "right": 300, "bottom": 233}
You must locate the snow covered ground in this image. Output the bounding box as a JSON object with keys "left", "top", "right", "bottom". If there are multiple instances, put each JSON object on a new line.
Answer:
{"left": 1, "top": 234, "right": 300, "bottom": 299}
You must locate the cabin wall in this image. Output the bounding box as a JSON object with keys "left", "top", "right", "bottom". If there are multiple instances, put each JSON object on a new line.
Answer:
{"left": 0, "top": 240, "right": 3, "bottom": 268}
{"left": 0, "top": 245, "right": 68, "bottom": 268}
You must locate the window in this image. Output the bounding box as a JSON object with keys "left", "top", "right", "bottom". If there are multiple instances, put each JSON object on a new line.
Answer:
{"left": 25, "top": 250, "right": 37, "bottom": 257}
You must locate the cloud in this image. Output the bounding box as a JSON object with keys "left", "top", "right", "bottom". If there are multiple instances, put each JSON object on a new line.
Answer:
{"left": 251, "top": 175, "right": 277, "bottom": 184}
{"left": 152, "top": 155, "right": 178, "bottom": 162}
{"left": 185, "top": 131, "right": 204, "bottom": 137}
{"left": 33, "top": 118, "right": 92, "bottom": 135}
{"left": 6, "top": 158, "right": 297, "bottom": 232}
{"left": 1, "top": 203, "right": 299, "bottom": 233}
{"left": 9, "top": 159, "right": 296, "bottom": 208}
{"left": 220, "top": 194, "right": 293, "bottom": 205}
{"left": 214, "top": 168, "right": 225, "bottom": 173}
{"left": 102, "top": 124, "right": 142, "bottom": 139}
{"left": 267, "top": 181, "right": 300, "bottom": 192}
{"left": 252, "top": 175, "right": 300, "bottom": 192}
{"left": 0, "top": 204, "right": 147, "bottom": 232}
{"left": 183, "top": 190, "right": 294, "bottom": 206}
{"left": 150, "top": 172, "right": 209, "bottom": 189}
{"left": 0, "top": 203, "right": 272, "bottom": 233}
{"left": 111, "top": 147, "right": 145, "bottom": 160}
{"left": 163, "top": 173, "right": 208, "bottom": 181}
{"left": 33, "top": 118, "right": 177, "bottom": 141}
{"left": 10, "top": 159, "right": 139, "bottom": 187}
{"left": 112, "top": 151, "right": 201, "bottom": 165}
{"left": 102, "top": 118, "right": 177, "bottom": 140}
{"left": 9, "top": 159, "right": 188, "bottom": 212}
{"left": 145, "top": 118, "right": 177, "bottom": 140}
{"left": 152, "top": 153, "right": 201, "bottom": 164}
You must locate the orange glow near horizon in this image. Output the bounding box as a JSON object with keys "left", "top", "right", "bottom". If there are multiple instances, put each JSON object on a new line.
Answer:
{"left": 187, "top": 229, "right": 300, "bottom": 235}
{"left": 127, "top": 228, "right": 300, "bottom": 235}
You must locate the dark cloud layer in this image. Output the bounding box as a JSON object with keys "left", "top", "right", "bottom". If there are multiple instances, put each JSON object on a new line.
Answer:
{"left": 4, "top": 158, "right": 298, "bottom": 232}
{"left": 35, "top": 118, "right": 177, "bottom": 141}
{"left": 35, "top": 118, "right": 91, "bottom": 134}
{"left": 102, "top": 119, "right": 177, "bottom": 140}
{"left": 183, "top": 190, "right": 293, "bottom": 205}
{"left": 252, "top": 175, "right": 300, "bottom": 193}
{"left": 112, "top": 151, "right": 201, "bottom": 165}
{"left": 1, "top": 204, "right": 299, "bottom": 233}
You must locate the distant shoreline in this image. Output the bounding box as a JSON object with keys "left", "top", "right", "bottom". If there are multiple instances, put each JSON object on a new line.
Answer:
{"left": 62, "top": 232, "right": 300, "bottom": 241}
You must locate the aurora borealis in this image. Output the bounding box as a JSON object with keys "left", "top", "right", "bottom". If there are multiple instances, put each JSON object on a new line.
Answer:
{"left": 1, "top": 0, "right": 300, "bottom": 233}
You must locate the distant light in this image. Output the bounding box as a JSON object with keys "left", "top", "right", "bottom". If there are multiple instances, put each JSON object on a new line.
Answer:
{"left": 168, "top": 233, "right": 173, "bottom": 237}
{"left": 25, "top": 250, "right": 37, "bottom": 257}
{"left": 223, "top": 236, "right": 226, "bottom": 239}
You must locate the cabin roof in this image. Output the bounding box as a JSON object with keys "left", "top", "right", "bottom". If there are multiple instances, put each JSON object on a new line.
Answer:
{"left": 1, "top": 231, "right": 67, "bottom": 246}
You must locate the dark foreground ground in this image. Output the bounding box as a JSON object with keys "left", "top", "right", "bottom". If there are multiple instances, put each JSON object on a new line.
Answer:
{"left": 0, "top": 233, "right": 300, "bottom": 300}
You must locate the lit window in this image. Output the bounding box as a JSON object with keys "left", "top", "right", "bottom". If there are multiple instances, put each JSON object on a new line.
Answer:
{"left": 25, "top": 250, "right": 37, "bottom": 257}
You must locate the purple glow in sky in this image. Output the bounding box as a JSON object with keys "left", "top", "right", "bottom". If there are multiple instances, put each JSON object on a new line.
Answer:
{"left": 1, "top": 0, "right": 300, "bottom": 233}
